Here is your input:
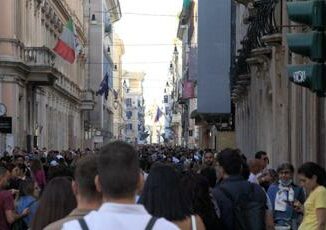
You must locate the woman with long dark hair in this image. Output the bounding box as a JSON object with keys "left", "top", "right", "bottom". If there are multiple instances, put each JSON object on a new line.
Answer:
{"left": 16, "top": 179, "right": 39, "bottom": 228}
{"left": 30, "top": 177, "right": 77, "bottom": 230}
{"left": 181, "top": 172, "right": 222, "bottom": 229}
{"left": 140, "top": 163, "right": 205, "bottom": 230}
{"left": 30, "top": 159, "right": 46, "bottom": 191}
{"left": 296, "top": 162, "right": 326, "bottom": 230}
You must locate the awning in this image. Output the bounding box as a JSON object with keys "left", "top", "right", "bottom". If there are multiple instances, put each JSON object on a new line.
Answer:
{"left": 190, "top": 109, "right": 199, "bottom": 119}
{"left": 190, "top": 110, "right": 234, "bottom": 130}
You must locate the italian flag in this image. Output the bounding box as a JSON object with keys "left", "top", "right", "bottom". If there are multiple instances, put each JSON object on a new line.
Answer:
{"left": 53, "top": 18, "right": 76, "bottom": 64}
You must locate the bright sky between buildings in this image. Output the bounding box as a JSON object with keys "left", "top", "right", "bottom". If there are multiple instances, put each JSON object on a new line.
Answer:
{"left": 114, "top": 0, "right": 182, "bottom": 105}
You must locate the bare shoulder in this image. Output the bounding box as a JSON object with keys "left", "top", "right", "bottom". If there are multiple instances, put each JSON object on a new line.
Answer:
{"left": 156, "top": 218, "right": 180, "bottom": 229}
{"left": 195, "top": 215, "right": 206, "bottom": 230}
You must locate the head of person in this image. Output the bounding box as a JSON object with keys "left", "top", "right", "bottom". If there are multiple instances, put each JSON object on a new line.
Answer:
{"left": 140, "top": 163, "right": 192, "bottom": 221}
{"left": 30, "top": 159, "right": 43, "bottom": 173}
{"left": 96, "top": 141, "right": 140, "bottom": 201}
{"left": 15, "top": 155, "right": 25, "bottom": 165}
{"left": 298, "top": 162, "right": 326, "bottom": 192}
{"left": 277, "top": 163, "right": 294, "bottom": 186}
{"left": 72, "top": 155, "right": 102, "bottom": 204}
{"left": 255, "top": 151, "right": 269, "bottom": 169}
{"left": 19, "top": 178, "right": 40, "bottom": 198}
{"left": 12, "top": 163, "right": 27, "bottom": 178}
{"left": 217, "top": 148, "right": 242, "bottom": 179}
{"left": 203, "top": 150, "right": 214, "bottom": 167}
{"left": 248, "top": 159, "right": 262, "bottom": 175}
{"left": 180, "top": 172, "right": 220, "bottom": 229}
{"left": 200, "top": 167, "right": 217, "bottom": 188}
{"left": 268, "top": 169, "right": 279, "bottom": 184}
{"left": 31, "top": 177, "right": 77, "bottom": 230}
{"left": 0, "top": 166, "right": 10, "bottom": 189}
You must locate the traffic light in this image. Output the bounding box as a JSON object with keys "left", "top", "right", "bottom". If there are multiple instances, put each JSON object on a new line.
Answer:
{"left": 286, "top": 0, "right": 326, "bottom": 95}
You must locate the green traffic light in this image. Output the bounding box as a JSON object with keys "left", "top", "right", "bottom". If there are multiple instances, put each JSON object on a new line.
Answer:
{"left": 288, "top": 64, "right": 326, "bottom": 93}
{"left": 287, "top": 0, "right": 326, "bottom": 30}
{"left": 287, "top": 31, "right": 326, "bottom": 61}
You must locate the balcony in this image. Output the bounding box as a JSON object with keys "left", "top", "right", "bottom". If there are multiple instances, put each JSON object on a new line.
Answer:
{"left": 25, "top": 46, "right": 58, "bottom": 85}
{"left": 81, "top": 89, "right": 96, "bottom": 111}
{"left": 172, "top": 113, "right": 182, "bottom": 124}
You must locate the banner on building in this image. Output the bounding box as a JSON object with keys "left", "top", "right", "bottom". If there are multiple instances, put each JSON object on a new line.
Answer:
{"left": 182, "top": 80, "right": 195, "bottom": 99}
{"left": 0, "top": 117, "right": 12, "bottom": 133}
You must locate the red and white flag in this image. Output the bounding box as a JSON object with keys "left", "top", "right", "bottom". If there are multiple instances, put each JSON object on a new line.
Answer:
{"left": 53, "top": 18, "right": 76, "bottom": 64}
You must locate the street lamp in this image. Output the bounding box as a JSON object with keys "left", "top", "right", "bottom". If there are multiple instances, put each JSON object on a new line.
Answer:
{"left": 173, "top": 45, "right": 179, "bottom": 56}
{"left": 91, "top": 14, "right": 97, "bottom": 25}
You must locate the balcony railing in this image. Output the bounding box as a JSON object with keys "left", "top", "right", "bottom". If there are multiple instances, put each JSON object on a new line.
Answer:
{"left": 230, "top": 0, "right": 280, "bottom": 93}
{"left": 24, "top": 46, "right": 55, "bottom": 66}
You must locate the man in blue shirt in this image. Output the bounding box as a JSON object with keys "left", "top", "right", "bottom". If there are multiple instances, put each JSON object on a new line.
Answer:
{"left": 267, "top": 163, "right": 305, "bottom": 229}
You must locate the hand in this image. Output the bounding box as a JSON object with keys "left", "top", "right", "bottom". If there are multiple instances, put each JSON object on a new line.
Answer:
{"left": 293, "top": 200, "right": 303, "bottom": 213}
{"left": 21, "top": 208, "right": 30, "bottom": 217}
{"left": 10, "top": 189, "right": 19, "bottom": 195}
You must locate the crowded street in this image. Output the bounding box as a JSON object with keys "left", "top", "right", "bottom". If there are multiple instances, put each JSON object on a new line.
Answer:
{"left": 1, "top": 0, "right": 326, "bottom": 229}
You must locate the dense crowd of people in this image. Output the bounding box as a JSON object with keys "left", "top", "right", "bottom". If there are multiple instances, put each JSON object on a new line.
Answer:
{"left": 0, "top": 143, "right": 325, "bottom": 230}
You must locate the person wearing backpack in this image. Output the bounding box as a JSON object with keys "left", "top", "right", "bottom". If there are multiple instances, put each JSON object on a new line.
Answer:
{"left": 63, "top": 141, "right": 178, "bottom": 230}
{"left": 212, "top": 148, "right": 267, "bottom": 230}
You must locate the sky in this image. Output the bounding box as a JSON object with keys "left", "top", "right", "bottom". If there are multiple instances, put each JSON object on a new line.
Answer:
{"left": 114, "top": 0, "right": 183, "bottom": 106}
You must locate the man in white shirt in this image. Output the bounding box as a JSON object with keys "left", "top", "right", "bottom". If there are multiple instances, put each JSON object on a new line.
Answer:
{"left": 63, "top": 141, "right": 178, "bottom": 230}
{"left": 247, "top": 159, "right": 261, "bottom": 184}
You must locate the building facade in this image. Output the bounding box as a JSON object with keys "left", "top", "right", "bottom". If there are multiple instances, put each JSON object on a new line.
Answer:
{"left": 232, "top": 0, "right": 326, "bottom": 168}
{"left": 173, "top": 0, "right": 235, "bottom": 150}
{"left": 84, "top": 0, "right": 121, "bottom": 148}
{"left": 112, "top": 33, "right": 125, "bottom": 140}
{"left": 0, "top": 0, "right": 90, "bottom": 152}
{"left": 122, "top": 71, "right": 145, "bottom": 144}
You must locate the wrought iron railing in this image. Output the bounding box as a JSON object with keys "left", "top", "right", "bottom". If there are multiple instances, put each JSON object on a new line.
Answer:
{"left": 230, "top": 0, "right": 280, "bottom": 90}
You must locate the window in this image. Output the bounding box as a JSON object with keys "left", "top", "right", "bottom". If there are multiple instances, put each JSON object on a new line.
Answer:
{"left": 126, "top": 111, "right": 132, "bottom": 119}
{"left": 164, "top": 95, "right": 168, "bottom": 103}
{"left": 125, "top": 98, "right": 132, "bottom": 107}
{"left": 125, "top": 124, "right": 132, "bottom": 130}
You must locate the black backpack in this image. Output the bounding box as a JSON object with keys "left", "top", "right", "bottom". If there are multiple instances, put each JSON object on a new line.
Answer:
{"left": 220, "top": 184, "right": 266, "bottom": 230}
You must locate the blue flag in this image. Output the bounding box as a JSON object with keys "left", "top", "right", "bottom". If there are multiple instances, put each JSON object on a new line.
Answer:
{"left": 154, "top": 107, "right": 163, "bottom": 123}
{"left": 96, "top": 72, "right": 109, "bottom": 100}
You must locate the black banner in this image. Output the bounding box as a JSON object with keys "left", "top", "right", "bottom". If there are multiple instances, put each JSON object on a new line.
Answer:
{"left": 0, "top": 117, "right": 12, "bottom": 133}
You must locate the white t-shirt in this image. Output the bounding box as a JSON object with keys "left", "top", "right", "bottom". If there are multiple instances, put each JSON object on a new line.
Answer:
{"left": 248, "top": 173, "right": 259, "bottom": 184}
{"left": 62, "top": 203, "right": 179, "bottom": 230}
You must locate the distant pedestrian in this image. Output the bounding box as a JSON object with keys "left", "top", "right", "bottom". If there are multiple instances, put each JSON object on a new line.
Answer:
{"left": 213, "top": 148, "right": 267, "bottom": 230}
{"left": 267, "top": 163, "right": 305, "bottom": 229}
{"left": 0, "top": 166, "right": 29, "bottom": 230}
{"left": 297, "top": 162, "right": 326, "bottom": 230}
{"left": 30, "top": 177, "right": 77, "bottom": 230}
{"left": 140, "top": 163, "right": 205, "bottom": 230}
{"left": 44, "top": 155, "right": 102, "bottom": 230}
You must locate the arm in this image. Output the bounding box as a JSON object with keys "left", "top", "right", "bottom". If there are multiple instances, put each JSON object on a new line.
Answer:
{"left": 265, "top": 211, "right": 275, "bottom": 230}
{"left": 195, "top": 215, "right": 206, "bottom": 230}
{"left": 5, "top": 208, "right": 29, "bottom": 224}
{"left": 316, "top": 208, "right": 326, "bottom": 230}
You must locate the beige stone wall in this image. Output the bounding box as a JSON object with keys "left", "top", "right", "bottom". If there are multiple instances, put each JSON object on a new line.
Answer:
{"left": 234, "top": 1, "right": 326, "bottom": 168}
{"left": 112, "top": 34, "right": 125, "bottom": 139}
{"left": 0, "top": 0, "right": 87, "bottom": 151}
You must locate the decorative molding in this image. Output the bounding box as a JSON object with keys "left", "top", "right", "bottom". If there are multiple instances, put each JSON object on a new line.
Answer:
{"left": 261, "top": 33, "right": 282, "bottom": 47}
{"left": 51, "top": 0, "right": 87, "bottom": 45}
